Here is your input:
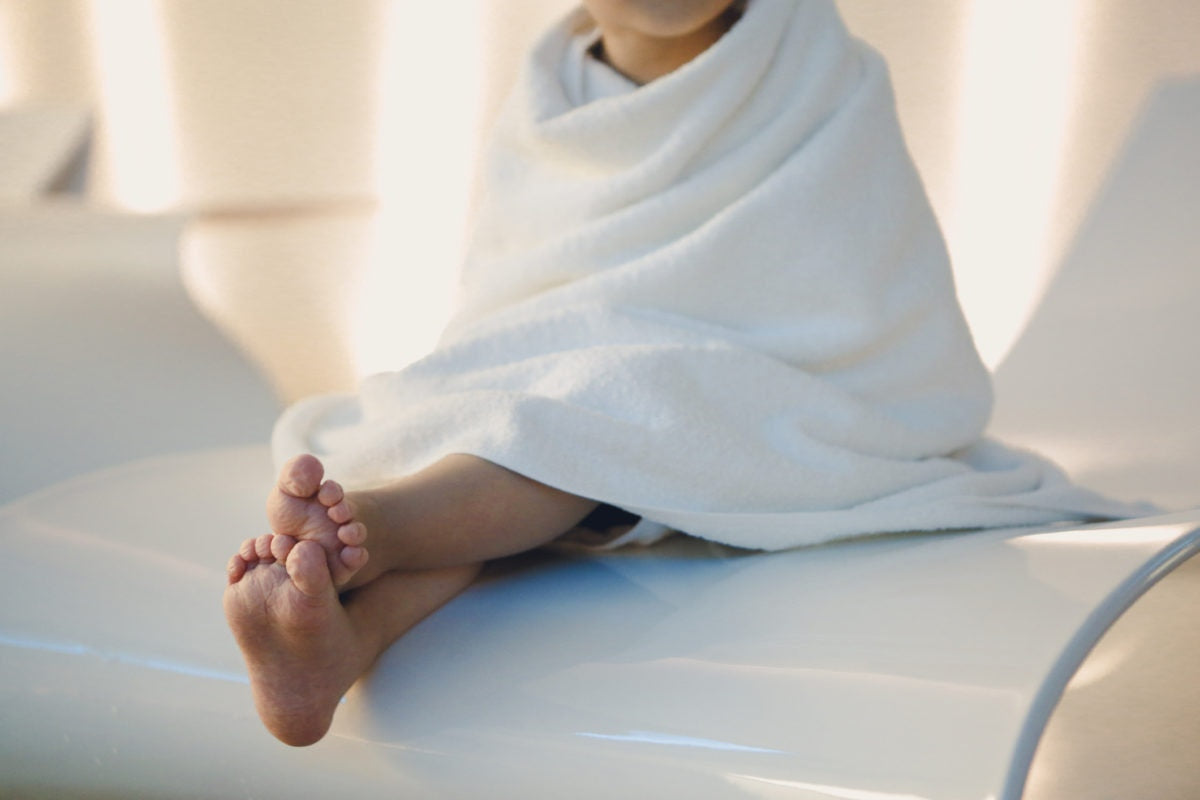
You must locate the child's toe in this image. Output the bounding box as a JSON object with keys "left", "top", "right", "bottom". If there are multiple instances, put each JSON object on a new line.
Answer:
{"left": 254, "top": 533, "right": 276, "bottom": 562}
{"left": 238, "top": 537, "right": 259, "bottom": 563}
{"left": 317, "top": 480, "right": 344, "bottom": 508}
{"left": 337, "top": 521, "right": 367, "bottom": 547}
{"left": 339, "top": 546, "right": 369, "bottom": 574}
{"left": 227, "top": 554, "right": 248, "bottom": 583}
{"left": 271, "top": 533, "right": 298, "bottom": 563}
{"left": 279, "top": 454, "right": 324, "bottom": 499}
{"left": 328, "top": 500, "right": 353, "bottom": 525}
{"left": 286, "top": 540, "right": 334, "bottom": 599}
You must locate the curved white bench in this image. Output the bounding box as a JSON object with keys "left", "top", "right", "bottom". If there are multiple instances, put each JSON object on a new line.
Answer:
{"left": 1, "top": 445, "right": 1198, "bottom": 799}
{"left": 0, "top": 204, "right": 280, "bottom": 503}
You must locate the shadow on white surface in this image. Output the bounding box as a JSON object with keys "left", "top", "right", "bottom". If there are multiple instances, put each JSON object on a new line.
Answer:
{"left": 0, "top": 105, "right": 89, "bottom": 201}
{"left": 991, "top": 77, "right": 1200, "bottom": 511}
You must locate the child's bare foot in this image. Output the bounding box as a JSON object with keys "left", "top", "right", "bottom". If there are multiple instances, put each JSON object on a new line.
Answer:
{"left": 224, "top": 452, "right": 601, "bottom": 745}
{"left": 223, "top": 535, "right": 368, "bottom": 746}
{"left": 267, "top": 454, "right": 369, "bottom": 589}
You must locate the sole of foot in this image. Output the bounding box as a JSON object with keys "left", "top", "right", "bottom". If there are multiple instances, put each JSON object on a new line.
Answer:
{"left": 224, "top": 537, "right": 365, "bottom": 747}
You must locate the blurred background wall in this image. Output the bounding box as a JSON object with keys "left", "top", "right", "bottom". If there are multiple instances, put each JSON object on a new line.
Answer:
{"left": 2, "top": 0, "right": 1198, "bottom": 401}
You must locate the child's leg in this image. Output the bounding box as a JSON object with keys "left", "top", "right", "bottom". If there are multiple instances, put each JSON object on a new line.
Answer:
{"left": 263, "top": 453, "right": 600, "bottom": 590}
{"left": 224, "top": 452, "right": 600, "bottom": 746}
{"left": 340, "top": 453, "right": 602, "bottom": 582}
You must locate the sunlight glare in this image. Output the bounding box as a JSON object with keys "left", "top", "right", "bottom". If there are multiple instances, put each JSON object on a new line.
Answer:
{"left": 726, "top": 773, "right": 936, "bottom": 800}
{"left": 947, "top": 0, "right": 1085, "bottom": 368}
{"left": 0, "top": 6, "right": 14, "bottom": 105}
{"left": 86, "top": 0, "right": 179, "bottom": 211}
{"left": 354, "top": 2, "right": 487, "bottom": 377}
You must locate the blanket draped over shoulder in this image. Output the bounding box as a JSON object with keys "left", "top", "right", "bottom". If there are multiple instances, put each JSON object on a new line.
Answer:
{"left": 274, "top": 0, "right": 1141, "bottom": 550}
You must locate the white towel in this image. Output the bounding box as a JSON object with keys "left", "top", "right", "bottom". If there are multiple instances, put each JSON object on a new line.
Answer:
{"left": 274, "top": 0, "right": 1145, "bottom": 551}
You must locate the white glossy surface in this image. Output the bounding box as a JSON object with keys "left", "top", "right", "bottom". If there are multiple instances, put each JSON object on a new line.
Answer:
{"left": 0, "top": 204, "right": 280, "bottom": 502}
{"left": 991, "top": 78, "right": 1200, "bottom": 510}
{"left": 1025, "top": 553, "right": 1200, "bottom": 798}
{"left": 2, "top": 445, "right": 1199, "bottom": 799}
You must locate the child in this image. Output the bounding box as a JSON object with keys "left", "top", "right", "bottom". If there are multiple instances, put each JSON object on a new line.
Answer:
{"left": 224, "top": 0, "right": 1137, "bottom": 747}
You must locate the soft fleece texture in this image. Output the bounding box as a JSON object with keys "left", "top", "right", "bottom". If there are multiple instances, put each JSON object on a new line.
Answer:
{"left": 274, "top": 0, "right": 1142, "bottom": 550}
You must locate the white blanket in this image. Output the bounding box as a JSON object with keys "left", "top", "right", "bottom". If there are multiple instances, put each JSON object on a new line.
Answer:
{"left": 275, "top": 0, "right": 1144, "bottom": 550}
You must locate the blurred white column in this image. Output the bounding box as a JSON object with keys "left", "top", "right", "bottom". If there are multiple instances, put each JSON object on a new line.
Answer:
{"left": 157, "top": 0, "right": 388, "bottom": 211}
{"left": 0, "top": 0, "right": 97, "bottom": 198}
{"left": 0, "top": 10, "right": 9, "bottom": 103}
{"left": 353, "top": 0, "right": 490, "bottom": 376}
{"left": 945, "top": 0, "right": 1087, "bottom": 368}
{"left": 85, "top": 0, "right": 179, "bottom": 211}
{"left": 181, "top": 210, "right": 373, "bottom": 400}
{"left": 0, "top": 0, "right": 95, "bottom": 106}
{"left": 0, "top": 0, "right": 182, "bottom": 210}
{"left": 161, "top": 0, "right": 390, "bottom": 399}
{"left": 1, "top": 0, "right": 390, "bottom": 211}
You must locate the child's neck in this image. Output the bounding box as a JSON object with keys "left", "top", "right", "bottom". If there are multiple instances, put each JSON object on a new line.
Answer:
{"left": 593, "top": 16, "right": 733, "bottom": 85}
